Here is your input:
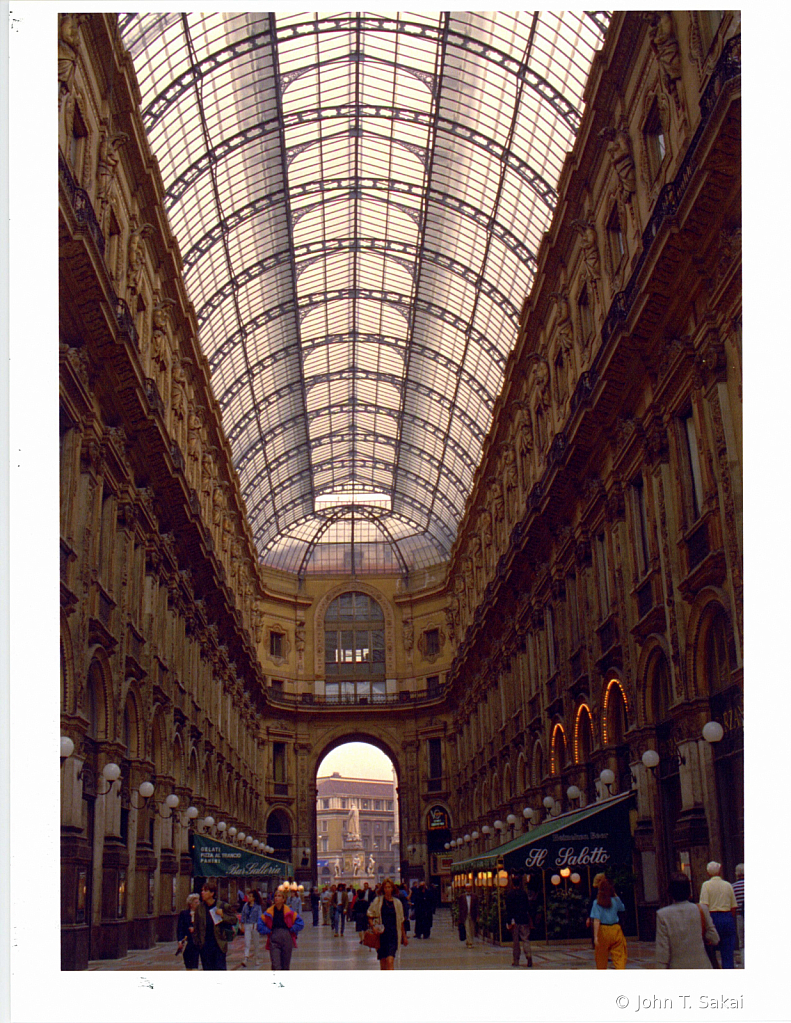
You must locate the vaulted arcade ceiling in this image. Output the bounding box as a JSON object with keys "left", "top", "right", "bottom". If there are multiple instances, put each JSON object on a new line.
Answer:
{"left": 120, "top": 11, "right": 609, "bottom": 576}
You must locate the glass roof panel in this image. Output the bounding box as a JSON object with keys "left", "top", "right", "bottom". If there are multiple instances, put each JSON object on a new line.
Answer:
{"left": 121, "top": 10, "right": 609, "bottom": 574}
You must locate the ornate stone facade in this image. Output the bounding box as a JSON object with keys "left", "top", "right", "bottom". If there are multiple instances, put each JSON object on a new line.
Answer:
{"left": 60, "top": 12, "right": 741, "bottom": 965}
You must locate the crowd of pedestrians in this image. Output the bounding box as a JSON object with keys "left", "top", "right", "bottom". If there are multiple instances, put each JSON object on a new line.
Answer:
{"left": 171, "top": 860, "right": 743, "bottom": 971}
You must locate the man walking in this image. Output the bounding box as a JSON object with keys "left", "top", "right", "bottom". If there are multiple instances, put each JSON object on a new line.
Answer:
{"left": 505, "top": 874, "right": 534, "bottom": 967}
{"left": 193, "top": 880, "right": 237, "bottom": 971}
{"left": 458, "top": 883, "right": 478, "bottom": 948}
{"left": 699, "top": 861, "right": 738, "bottom": 969}
{"left": 732, "top": 864, "right": 744, "bottom": 965}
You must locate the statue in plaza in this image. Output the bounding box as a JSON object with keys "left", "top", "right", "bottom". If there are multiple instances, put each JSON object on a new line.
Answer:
{"left": 352, "top": 854, "right": 362, "bottom": 876}
{"left": 368, "top": 854, "right": 375, "bottom": 875}
{"left": 346, "top": 804, "right": 361, "bottom": 841}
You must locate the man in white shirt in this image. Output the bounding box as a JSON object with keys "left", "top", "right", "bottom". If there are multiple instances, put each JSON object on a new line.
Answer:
{"left": 699, "top": 861, "right": 737, "bottom": 968}
{"left": 457, "top": 884, "right": 478, "bottom": 948}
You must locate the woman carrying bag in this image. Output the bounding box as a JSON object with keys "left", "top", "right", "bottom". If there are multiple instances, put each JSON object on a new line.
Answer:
{"left": 367, "top": 877, "right": 408, "bottom": 970}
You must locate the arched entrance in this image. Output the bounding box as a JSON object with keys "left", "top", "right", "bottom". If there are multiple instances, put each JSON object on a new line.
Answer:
{"left": 314, "top": 738, "right": 401, "bottom": 887}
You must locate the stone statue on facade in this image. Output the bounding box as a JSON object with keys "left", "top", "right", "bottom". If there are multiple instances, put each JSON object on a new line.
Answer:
{"left": 402, "top": 616, "right": 414, "bottom": 657}
{"left": 647, "top": 11, "right": 682, "bottom": 107}
{"left": 170, "top": 352, "right": 187, "bottom": 421}
{"left": 96, "top": 126, "right": 128, "bottom": 227}
{"left": 571, "top": 218, "right": 602, "bottom": 291}
{"left": 368, "top": 854, "right": 375, "bottom": 875}
{"left": 551, "top": 291, "right": 574, "bottom": 353}
{"left": 502, "top": 443, "right": 519, "bottom": 524}
{"left": 127, "top": 222, "right": 154, "bottom": 298}
{"left": 187, "top": 404, "right": 203, "bottom": 464}
{"left": 295, "top": 619, "right": 306, "bottom": 671}
{"left": 58, "top": 14, "right": 88, "bottom": 106}
{"left": 151, "top": 297, "right": 174, "bottom": 370}
{"left": 600, "top": 127, "right": 636, "bottom": 199}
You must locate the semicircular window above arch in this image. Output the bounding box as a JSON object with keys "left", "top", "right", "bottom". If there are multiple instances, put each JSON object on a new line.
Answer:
{"left": 120, "top": 11, "right": 610, "bottom": 574}
{"left": 324, "top": 590, "right": 385, "bottom": 701}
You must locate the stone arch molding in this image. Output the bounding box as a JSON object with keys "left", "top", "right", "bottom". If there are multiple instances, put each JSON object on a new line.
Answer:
{"left": 310, "top": 724, "right": 403, "bottom": 786}
{"left": 313, "top": 580, "right": 396, "bottom": 678}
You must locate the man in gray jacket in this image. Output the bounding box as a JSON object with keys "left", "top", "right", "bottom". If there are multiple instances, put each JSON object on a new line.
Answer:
{"left": 655, "top": 874, "right": 719, "bottom": 969}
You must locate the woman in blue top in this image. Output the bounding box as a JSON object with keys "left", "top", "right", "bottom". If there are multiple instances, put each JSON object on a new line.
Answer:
{"left": 240, "top": 889, "right": 262, "bottom": 968}
{"left": 589, "top": 876, "right": 627, "bottom": 969}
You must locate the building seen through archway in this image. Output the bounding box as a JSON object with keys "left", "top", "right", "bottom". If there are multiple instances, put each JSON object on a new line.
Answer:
{"left": 59, "top": 11, "right": 742, "bottom": 968}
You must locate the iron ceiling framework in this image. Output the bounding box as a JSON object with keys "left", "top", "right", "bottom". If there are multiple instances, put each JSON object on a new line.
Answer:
{"left": 120, "top": 11, "right": 609, "bottom": 576}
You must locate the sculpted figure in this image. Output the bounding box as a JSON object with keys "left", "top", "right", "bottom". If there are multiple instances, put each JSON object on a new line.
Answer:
{"left": 402, "top": 616, "right": 414, "bottom": 656}
{"left": 368, "top": 854, "right": 375, "bottom": 874}
{"left": 551, "top": 291, "right": 574, "bottom": 353}
{"left": 127, "top": 223, "right": 154, "bottom": 298}
{"left": 469, "top": 532, "right": 482, "bottom": 586}
{"left": 201, "top": 449, "right": 215, "bottom": 500}
{"left": 58, "top": 14, "right": 87, "bottom": 104}
{"left": 502, "top": 444, "right": 519, "bottom": 523}
{"left": 252, "top": 602, "right": 265, "bottom": 644}
{"left": 489, "top": 477, "right": 504, "bottom": 541}
{"left": 212, "top": 484, "right": 225, "bottom": 527}
{"left": 478, "top": 509, "right": 493, "bottom": 572}
{"left": 151, "top": 298, "right": 175, "bottom": 370}
{"left": 600, "top": 127, "right": 636, "bottom": 199}
{"left": 187, "top": 405, "right": 202, "bottom": 463}
{"left": 347, "top": 805, "right": 361, "bottom": 841}
{"left": 572, "top": 219, "right": 602, "bottom": 286}
{"left": 96, "top": 128, "right": 128, "bottom": 222}
{"left": 648, "top": 11, "right": 682, "bottom": 103}
{"left": 533, "top": 360, "right": 550, "bottom": 409}
{"left": 513, "top": 401, "right": 534, "bottom": 480}
{"left": 170, "top": 352, "right": 187, "bottom": 420}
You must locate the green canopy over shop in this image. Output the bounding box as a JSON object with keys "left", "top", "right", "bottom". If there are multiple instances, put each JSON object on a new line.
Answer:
{"left": 451, "top": 792, "right": 635, "bottom": 875}
{"left": 190, "top": 833, "right": 291, "bottom": 879}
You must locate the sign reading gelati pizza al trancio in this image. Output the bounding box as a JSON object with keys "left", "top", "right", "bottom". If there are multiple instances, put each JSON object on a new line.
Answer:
{"left": 190, "top": 833, "right": 290, "bottom": 878}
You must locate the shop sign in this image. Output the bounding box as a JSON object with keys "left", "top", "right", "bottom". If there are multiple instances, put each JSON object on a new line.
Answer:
{"left": 504, "top": 796, "right": 634, "bottom": 873}
{"left": 191, "top": 832, "right": 291, "bottom": 878}
{"left": 427, "top": 805, "right": 449, "bottom": 830}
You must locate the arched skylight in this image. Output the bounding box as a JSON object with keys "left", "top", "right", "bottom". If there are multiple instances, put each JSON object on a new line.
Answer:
{"left": 120, "top": 11, "right": 609, "bottom": 575}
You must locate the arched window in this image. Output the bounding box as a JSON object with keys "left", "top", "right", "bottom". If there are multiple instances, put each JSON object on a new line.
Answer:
{"left": 705, "top": 609, "right": 732, "bottom": 694}
{"left": 575, "top": 705, "right": 594, "bottom": 764}
{"left": 324, "top": 591, "right": 385, "bottom": 703}
{"left": 650, "top": 651, "right": 672, "bottom": 723}
{"left": 551, "top": 725, "right": 567, "bottom": 775}
{"left": 604, "top": 679, "right": 628, "bottom": 745}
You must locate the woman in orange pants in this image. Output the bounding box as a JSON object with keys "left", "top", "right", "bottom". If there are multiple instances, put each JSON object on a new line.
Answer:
{"left": 589, "top": 877, "right": 628, "bottom": 969}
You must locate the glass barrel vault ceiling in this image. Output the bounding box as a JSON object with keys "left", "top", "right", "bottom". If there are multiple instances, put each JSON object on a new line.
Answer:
{"left": 119, "top": 11, "right": 610, "bottom": 576}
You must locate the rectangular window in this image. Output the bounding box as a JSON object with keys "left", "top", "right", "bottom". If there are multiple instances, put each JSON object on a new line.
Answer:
{"left": 322, "top": 799, "right": 329, "bottom": 809}
{"left": 272, "top": 742, "right": 286, "bottom": 783}
{"left": 386, "top": 801, "right": 393, "bottom": 811}
{"left": 341, "top": 798, "right": 348, "bottom": 809}
{"left": 568, "top": 574, "right": 580, "bottom": 648}
{"left": 269, "top": 632, "right": 283, "bottom": 658}
{"left": 577, "top": 285, "right": 594, "bottom": 344}
{"left": 682, "top": 411, "right": 705, "bottom": 520}
{"left": 644, "top": 101, "right": 667, "bottom": 180}
{"left": 321, "top": 819, "right": 328, "bottom": 832}
{"left": 362, "top": 800, "right": 370, "bottom": 809}
{"left": 428, "top": 737, "right": 442, "bottom": 779}
{"left": 424, "top": 628, "right": 440, "bottom": 657}
{"left": 427, "top": 674, "right": 441, "bottom": 698}
{"left": 607, "top": 206, "right": 624, "bottom": 267}
{"left": 631, "top": 475, "right": 651, "bottom": 577}
{"left": 374, "top": 822, "right": 382, "bottom": 833}
{"left": 545, "top": 607, "right": 556, "bottom": 676}
{"left": 320, "top": 838, "right": 328, "bottom": 852}
{"left": 374, "top": 800, "right": 382, "bottom": 810}
{"left": 270, "top": 678, "right": 284, "bottom": 693}
{"left": 595, "top": 532, "right": 611, "bottom": 619}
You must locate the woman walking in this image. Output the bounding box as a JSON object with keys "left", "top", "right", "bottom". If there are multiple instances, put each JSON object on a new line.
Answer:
{"left": 176, "top": 893, "right": 201, "bottom": 970}
{"left": 240, "top": 889, "right": 262, "bottom": 968}
{"left": 589, "top": 876, "right": 628, "bottom": 969}
{"left": 367, "top": 877, "right": 408, "bottom": 970}
{"left": 258, "top": 888, "right": 304, "bottom": 971}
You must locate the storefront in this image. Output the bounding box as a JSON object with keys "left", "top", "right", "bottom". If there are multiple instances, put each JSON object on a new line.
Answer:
{"left": 451, "top": 793, "right": 637, "bottom": 942}
{"left": 190, "top": 833, "right": 292, "bottom": 903}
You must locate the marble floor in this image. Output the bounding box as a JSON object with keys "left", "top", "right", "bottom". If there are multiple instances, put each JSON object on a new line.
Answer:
{"left": 87, "top": 909, "right": 694, "bottom": 971}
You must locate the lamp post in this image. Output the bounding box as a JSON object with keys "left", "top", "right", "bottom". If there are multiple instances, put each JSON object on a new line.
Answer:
{"left": 522, "top": 807, "right": 534, "bottom": 831}
{"left": 542, "top": 795, "right": 555, "bottom": 820}
{"left": 566, "top": 785, "right": 581, "bottom": 810}
{"left": 481, "top": 825, "right": 491, "bottom": 847}
{"left": 599, "top": 769, "right": 615, "bottom": 796}
{"left": 506, "top": 813, "right": 517, "bottom": 839}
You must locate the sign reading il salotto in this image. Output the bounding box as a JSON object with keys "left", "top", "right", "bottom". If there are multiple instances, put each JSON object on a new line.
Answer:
{"left": 503, "top": 796, "right": 633, "bottom": 873}
{"left": 191, "top": 833, "right": 291, "bottom": 878}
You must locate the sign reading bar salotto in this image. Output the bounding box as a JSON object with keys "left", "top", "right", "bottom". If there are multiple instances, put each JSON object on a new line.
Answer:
{"left": 191, "top": 833, "right": 291, "bottom": 878}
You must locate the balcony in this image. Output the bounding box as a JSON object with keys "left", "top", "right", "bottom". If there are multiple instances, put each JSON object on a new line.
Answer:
{"left": 265, "top": 684, "right": 447, "bottom": 710}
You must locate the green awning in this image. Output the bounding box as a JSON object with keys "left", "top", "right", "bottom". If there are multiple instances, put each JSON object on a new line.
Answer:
{"left": 191, "top": 832, "right": 292, "bottom": 878}
{"left": 451, "top": 792, "right": 634, "bottom": 874}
